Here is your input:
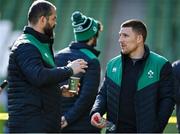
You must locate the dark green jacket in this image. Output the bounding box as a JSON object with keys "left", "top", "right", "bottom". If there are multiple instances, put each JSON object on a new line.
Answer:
{"left": 55, "top": 42, "right": 100, "bottom": 133}
{"left": 91, "top": 46, "right": 174, "bottom": 133}
{"left": 8, "top": 26, "right": 73, "bottom": 133}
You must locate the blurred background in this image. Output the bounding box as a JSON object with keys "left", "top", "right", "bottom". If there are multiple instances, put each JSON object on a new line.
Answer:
{"left": 0, "top": 0, "right": 179, "bottom": 133}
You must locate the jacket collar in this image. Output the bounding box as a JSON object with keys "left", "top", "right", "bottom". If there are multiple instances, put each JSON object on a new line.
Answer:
{"left": 23, "top": 26, "right": 54, "bottom": 45}
{"left": 69, "top": 42, "right": 100, "bottom": 57}
{"left": 141, "top": 45, "right": 150, "bottom": 60}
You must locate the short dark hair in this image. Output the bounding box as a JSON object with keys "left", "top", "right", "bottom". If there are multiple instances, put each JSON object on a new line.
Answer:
{"left": 121, "top": 19, "right": 147, "bottom": 42}
{"left": 28, "top": 0, "right": 56, "bottom": 25}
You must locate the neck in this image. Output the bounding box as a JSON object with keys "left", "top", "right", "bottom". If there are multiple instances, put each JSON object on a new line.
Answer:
{"left": 86, "top": 37, "right": 96, "bottom": 47}
{"left": 87, "top": 41, "right": 92, "bottom": 46}
{"left": 129, "top": 45, "right": 145, "bottom": 59}
{"left": 28, "top": 23, "right": 44, "bottom": 34}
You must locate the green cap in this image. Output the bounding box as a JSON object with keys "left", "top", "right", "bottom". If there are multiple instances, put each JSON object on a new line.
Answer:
{"left": 71, "top": 11, "right": 99, "bottom": 41}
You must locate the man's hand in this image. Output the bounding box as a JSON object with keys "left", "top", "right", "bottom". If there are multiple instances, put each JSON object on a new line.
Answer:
{"left": 61, "top": 116, "right": 68, "bottom": 129}
{"left": 61, "top": 85, "right": 76, "bottom": 97}
{"left": 91, "top": 112, "right": 105, "bottom": 129}
{"left": 67, "top": 59, "right": 88, "bottom": 75}
{"left": 60, "top": 84, "right": 80, "bottom": 97}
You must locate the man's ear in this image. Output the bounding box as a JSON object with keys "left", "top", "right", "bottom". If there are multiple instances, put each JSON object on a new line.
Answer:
{"left": 39, "top": 16, "right": 47, "bottom": 26}
{"left": 137, "top": 34, "right": 143, "bottom": 44}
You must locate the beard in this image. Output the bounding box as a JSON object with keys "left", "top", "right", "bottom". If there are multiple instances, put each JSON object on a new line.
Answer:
{"left": 91, "top": 38, "right": 97, "bottom": 47}
{"left": 44, "top": 22, "right": 55, "bottom": 38}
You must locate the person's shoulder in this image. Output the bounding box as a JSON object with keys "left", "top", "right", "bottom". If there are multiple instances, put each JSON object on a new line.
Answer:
{"left": 150, "top": 51, "right": 168, "bottom": 61}
{"left": 108, "top": 55, "right": 121, "bottom": 63}
{"left": 106, "top": 55, "right": 121, "bottom": 69}
{"left": 11, "top": 34, "right": 37, "bottom": 51}
{"left": 172, "top": 60, "right": 180, "bottom": 79}
{"left": 11, "top": 42, "right": 40, "bottom": 59}
{"left": 172, "top": 60, "right": 180, "bottom": 68}
{"left": 56, "top": 47, "right": 70, "bottom": 55}
{"left": 55, "top": 47, "right": 70, "bottom": 59}
{"left": 17, "top": 42, "right": 38, "bottom": 51}
{"left": 79, "top": 48, "right": 98, "bottom": 60}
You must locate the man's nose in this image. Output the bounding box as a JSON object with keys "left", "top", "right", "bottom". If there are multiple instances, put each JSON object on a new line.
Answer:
{"left": 119, "top": 36, "right": 123, "bottom": 43}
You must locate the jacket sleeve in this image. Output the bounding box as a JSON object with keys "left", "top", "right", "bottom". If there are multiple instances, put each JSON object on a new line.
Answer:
{"left": 157, "top": 62, "right": 175, "bottom": 132}
{"left": 90, "top": 73, "right": 108, "bottom": 117}
{"left": 15, "top": 44, "right": 73, "bottom": 87}
{"left": 172, "top": 61, "right": 180, "bottom": 103}
{"left": 64, "top": 59, "right": 100, "bottom": 125}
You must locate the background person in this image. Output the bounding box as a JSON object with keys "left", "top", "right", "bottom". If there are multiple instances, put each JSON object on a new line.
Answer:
{"left": 172, "top": 60, "right": 180, "bottom": 132}
{"left": 55, "top": 11, "right": 103, "bottom": 133}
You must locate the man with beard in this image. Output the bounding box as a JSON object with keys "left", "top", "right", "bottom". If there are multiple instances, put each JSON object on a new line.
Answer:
{"left": 7, "top": 1, "right": 87, "bottom": 133}
{"left": 90, "top": 19, "right": 174, "bottom": 133}
{"left": 55, "top": 11, "right": 103, "bottom": 132}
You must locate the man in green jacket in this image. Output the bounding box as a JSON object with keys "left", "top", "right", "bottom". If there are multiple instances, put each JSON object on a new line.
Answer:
{"left": 90, "top": 19, "right": 174, "bottom": 133}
